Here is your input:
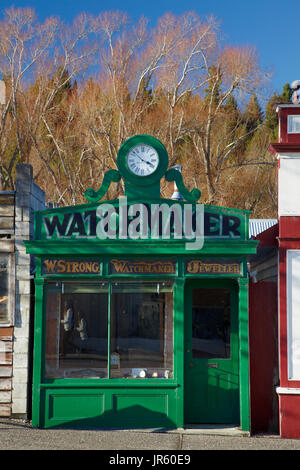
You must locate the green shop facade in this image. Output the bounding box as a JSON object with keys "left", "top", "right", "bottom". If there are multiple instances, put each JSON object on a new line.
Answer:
{"left": 25, "top": 135, "right": 257, "bottom": 430}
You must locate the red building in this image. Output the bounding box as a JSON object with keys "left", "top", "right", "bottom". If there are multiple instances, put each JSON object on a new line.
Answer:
{"left": 268, "top": 103, "right": 300, "bottom": 438}
{"left": 248, "top": 221, "right": 279, "bottom": 435}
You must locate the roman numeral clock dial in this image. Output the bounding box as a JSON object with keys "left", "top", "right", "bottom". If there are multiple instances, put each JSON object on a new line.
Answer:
{"left": 127, "top": 145, "right": 159, "bottom": 176}
{"left": 116, "top": 135, "right": 169, "bottom": 199}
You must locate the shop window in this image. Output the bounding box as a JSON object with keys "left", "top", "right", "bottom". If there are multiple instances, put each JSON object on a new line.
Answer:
{"left": 0, "top": 253, "right": 14, "bottom": 325}
{"left": 110, "top": 281, "right": 173, "bottom": 379}
{"left": 45, "top": 280, "right": 173, "bottom": 379}
{"left": 45, "top": 281, "right": 109, "bottom": 378}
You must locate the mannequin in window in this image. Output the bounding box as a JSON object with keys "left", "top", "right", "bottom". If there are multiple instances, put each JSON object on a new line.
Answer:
{"left": 76, "top": 311, "right": 88, "bottom": 352}
{"left": 61, "top": 301, "right": 74, "bottom": 354}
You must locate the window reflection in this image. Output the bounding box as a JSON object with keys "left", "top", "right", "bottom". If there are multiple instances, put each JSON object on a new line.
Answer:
{"left": 192, "top": 288, "right": 230, "bottom": 359}
{"left": 45, "top": 280, "right": 174, "bottom": 379}
{"left": 45, "top": 282, "right": 108, "bottom": 378}
{"left": 110, "top": 281, "right": 173, "bottom": 378}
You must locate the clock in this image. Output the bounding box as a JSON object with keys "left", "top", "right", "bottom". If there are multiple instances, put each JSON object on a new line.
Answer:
{"left": 85, "top": 133, "right": 201, "bottom": 203}
{"left": 126, "top": 144, "right": 159, "bottom": 176}
{"left": 117, "top": 135, "right": 169, "bottom": 188}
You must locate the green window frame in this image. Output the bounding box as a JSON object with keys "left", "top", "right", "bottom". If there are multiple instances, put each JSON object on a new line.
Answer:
{"left": 44, "top": 279, "right": 174, "bottom": 380}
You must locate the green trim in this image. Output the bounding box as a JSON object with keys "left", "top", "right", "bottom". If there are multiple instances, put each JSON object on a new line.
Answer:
{"left": 24, "top": 240, "right": 258, "bottom": 256}
{"left": 107, "top": 282, "right": 111, "bottom": 379}
{"left": 84, "top": 169, "right": 121, "bottom": 203}
{"left": 165, "top": 169, "right": 201, "bottom": 202}
{"left": 39, "top": 381, "right": 180, "bottom": 388}
{"left": 31, "top": 277, "right": 45, "bottom": 428}
{"left": 174, "top": 278, "right": 185, "bottom": 428}
{"left": 238, "top": 277, "right": 250, "bottom": 432}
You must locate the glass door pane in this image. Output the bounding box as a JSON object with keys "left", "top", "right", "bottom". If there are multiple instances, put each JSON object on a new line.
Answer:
{"left": 192, "top": 288, "right": 231, "bottom": 359}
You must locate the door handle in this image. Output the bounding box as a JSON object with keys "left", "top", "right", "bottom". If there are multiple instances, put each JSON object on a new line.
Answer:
{"left": 186, "top": 349, "right": 190, "bottom": 353}
{"left": 189, "top": 363, "right": 194, "bottom": 368}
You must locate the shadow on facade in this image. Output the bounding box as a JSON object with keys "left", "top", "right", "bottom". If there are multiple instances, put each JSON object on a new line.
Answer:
{"left": 43, "top": 404, "right": 177, "bottom": 431}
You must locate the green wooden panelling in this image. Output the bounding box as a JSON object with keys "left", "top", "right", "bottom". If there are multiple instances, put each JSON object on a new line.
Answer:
{"left": 238, "top": 277, "right": 250, "bottom": 432}
{"left": 42, "top": 387, "right": 178, "bottom": 429}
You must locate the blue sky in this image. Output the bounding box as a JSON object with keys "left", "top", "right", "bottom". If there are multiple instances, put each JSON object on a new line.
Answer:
{"left": 0, "top": 0, "right": 296, "bottom": 103}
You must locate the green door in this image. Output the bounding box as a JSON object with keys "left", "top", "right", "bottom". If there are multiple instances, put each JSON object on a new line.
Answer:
{"left": 184, "top": 279, "right": 239, "bottom": 424}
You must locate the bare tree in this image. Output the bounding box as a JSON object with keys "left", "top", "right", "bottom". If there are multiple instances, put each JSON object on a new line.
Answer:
{"left": 153, "top": 12, "right": 218, "bottom": 163}
{"left": 0, "top": 8, "right": 275, "bottom": 215}
{"left": 0, "top": 6, "right": 58, "bottom": 188}
{"left": 188, "top": 46, "right": 270, "bottom": 204}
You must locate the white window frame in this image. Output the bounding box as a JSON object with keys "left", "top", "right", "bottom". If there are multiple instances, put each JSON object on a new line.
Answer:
{"left": 287, "top": 250, "right": 300, "bottom": 380}
{"left": 287, "top": 115, "right": 300, "bottom": 134}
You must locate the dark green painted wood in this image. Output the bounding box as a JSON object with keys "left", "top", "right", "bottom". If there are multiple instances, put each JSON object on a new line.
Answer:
{"left": 238, "top": 277, "right": 250, "bottom": 431}
{"left": 25, "top": 240, "right": 257, "bottom": 256}
{"left": 165, "top": 169, "right": 201, "bottom": 202}
{"left": 42, "top": 387, "right": 178, "bottom": 429}
{"left": 85, "top": 169, "right": 121, "bottom": 203}
{"left": 31, "top": 277, "right": 45, "bottom": 428}
{"left": 184, "top": 279, "right": 240, "bottom": 425}
{"left": 28, "top": 199, "right": 252, "bottom": 243}
{"left": 174, "top": 278, "right": 185, "bottom": 428}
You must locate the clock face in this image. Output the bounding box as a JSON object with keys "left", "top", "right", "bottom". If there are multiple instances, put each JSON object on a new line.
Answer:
{"left": 126, "top": 144, "right": 159, "bottom": 176}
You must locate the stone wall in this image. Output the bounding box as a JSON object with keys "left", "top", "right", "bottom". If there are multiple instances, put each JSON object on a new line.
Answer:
{"left": 0, "top": 165, "right": 45, "bottom": 417}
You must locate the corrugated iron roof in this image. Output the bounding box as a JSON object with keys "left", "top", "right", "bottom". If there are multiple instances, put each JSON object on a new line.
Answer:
{"left": 249, "top": 219, "right": 278, "bottom": 238}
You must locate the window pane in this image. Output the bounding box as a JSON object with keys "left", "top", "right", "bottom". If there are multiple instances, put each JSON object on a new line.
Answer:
{"left": 110, "top": 281, "right": 173, "bottom": 379}
{"left": 0, "top": 254, "right": 10, "bottom": 323}
{"left": 288, "top": 115, "right": 300, "bottom": 133}
{"left": 192, "top": 288, "right": 230, "bottom": 359}
{"left": 45, "top": 281, "right": 109, "bottom": 378}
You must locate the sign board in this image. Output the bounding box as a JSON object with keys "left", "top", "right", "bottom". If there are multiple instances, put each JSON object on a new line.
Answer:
{"left": 42, "top": 259, "right": 101, "bottom": 275}
{"left": 185, "top": 259, "right": 241, "bottom": 275}
{"left": 109, "top": 259, "right": 176, "bottom": 275}
{"left": 34, "top": 201, "right": 249, "bottom": 243}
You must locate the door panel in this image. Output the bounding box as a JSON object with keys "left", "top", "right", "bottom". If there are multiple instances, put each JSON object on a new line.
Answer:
{"left": 184, "top": 280, "right": 239, "bottom": 424}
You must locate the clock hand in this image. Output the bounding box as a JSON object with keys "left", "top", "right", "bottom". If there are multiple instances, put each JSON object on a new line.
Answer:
{"left": 132, "top": 151, "right": 155, "bottom": 168}
{"left": 144, "top": 160, "right": 155, "bottom": 168}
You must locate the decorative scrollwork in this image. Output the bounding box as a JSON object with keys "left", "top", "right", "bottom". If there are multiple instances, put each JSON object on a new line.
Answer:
{"left": 164, "top": 168, "right": 201, "bottom": 202}
{"left": 84, "top": 169, "right": 121, "bottom": 203}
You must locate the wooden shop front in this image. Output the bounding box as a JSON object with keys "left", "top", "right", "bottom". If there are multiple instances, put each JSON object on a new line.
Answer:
{"left": 25, "top": 135, "right": 257, "bottom": 430}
